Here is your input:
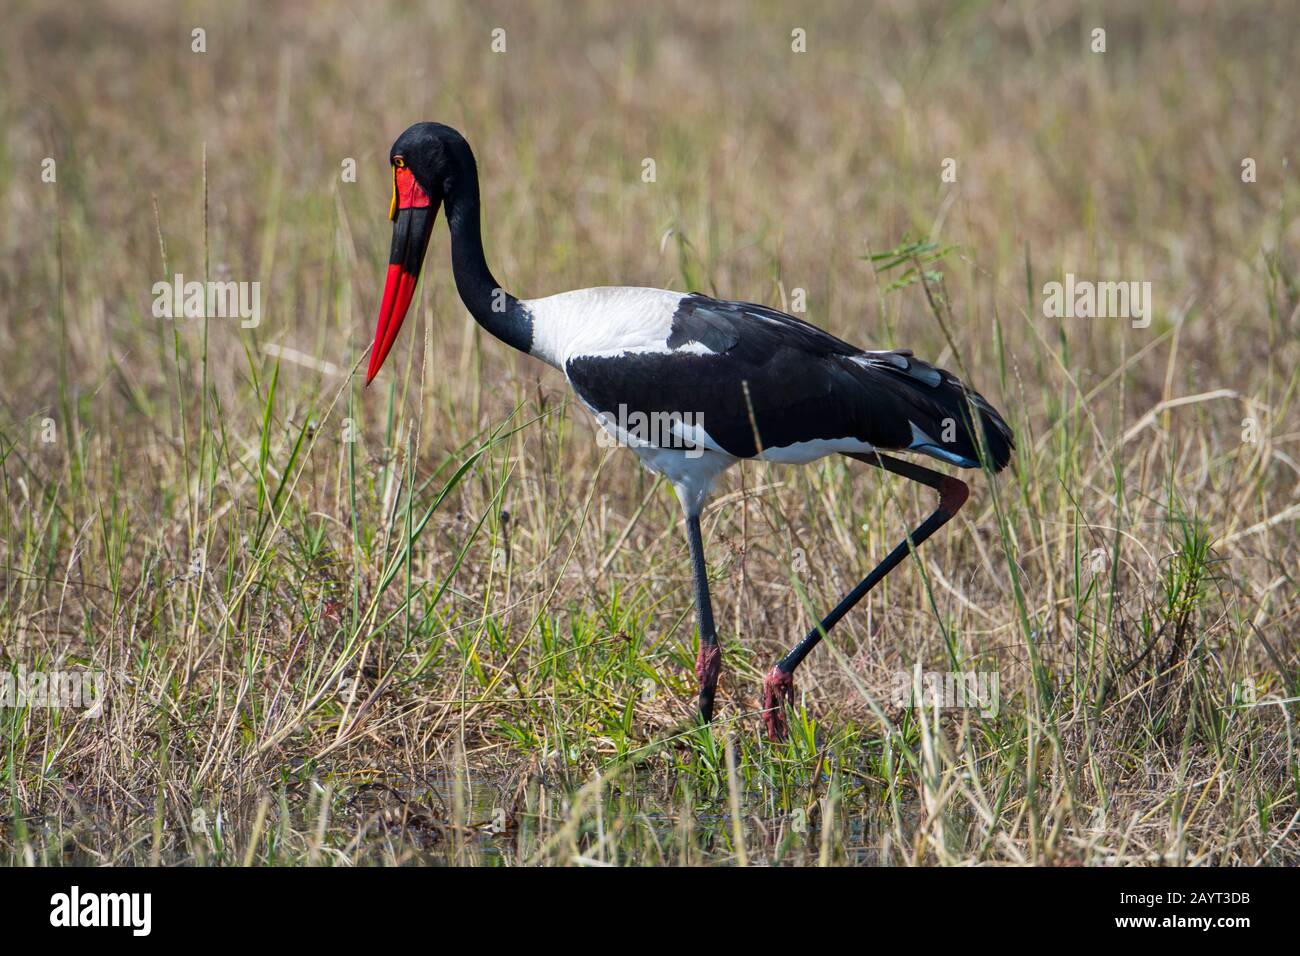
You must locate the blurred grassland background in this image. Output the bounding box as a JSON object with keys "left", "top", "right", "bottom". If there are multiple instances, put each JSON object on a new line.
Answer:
{"left": 0, "top": 0, "right": 1297, "bottom": 865}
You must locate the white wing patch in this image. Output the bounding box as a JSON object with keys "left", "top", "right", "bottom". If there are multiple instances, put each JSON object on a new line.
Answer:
{"left": 757, "top": 436, "right": 877, "bottom": 464}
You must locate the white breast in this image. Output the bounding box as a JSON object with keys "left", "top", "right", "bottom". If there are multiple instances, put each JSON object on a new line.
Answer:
{"left": 523, "top": 286, "right": 688, "bottom": 369}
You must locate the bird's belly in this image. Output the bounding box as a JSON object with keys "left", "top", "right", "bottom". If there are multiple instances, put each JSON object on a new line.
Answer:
{"left": 628, "top": 444, "right": 736, "bottom": 516}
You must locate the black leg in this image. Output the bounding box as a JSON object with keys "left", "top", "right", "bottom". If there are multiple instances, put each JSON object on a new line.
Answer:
{"left": 685, "top": 513, "right": 722, "bottom": 722}
{"left": 762, "top": 453, "right": 970, "bottom": 740}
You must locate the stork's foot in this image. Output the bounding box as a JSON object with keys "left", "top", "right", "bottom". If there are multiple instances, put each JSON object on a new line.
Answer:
{"left": 761, "top": 665, "right": 795, "bottom": 740}
{"left": 696, "top": 642, "right": 722, "bottom": 722}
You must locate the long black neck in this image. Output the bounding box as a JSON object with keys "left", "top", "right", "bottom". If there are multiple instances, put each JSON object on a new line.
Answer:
{"left": 443, "top": 173, "right": 533, "bottom": 354}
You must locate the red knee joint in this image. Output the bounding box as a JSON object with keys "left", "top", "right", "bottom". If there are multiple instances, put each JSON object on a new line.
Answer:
{"left": 761, "top": 666, "right": 795, "bottom": 740}
{"left": 938, "top": 476, "right": 969, "bottom": 515}
{"left": 695, "top": 643, "right": 722, "bottom": 689}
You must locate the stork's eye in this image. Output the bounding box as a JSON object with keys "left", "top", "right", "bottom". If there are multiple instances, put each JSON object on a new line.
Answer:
{"left": 393, "top": 156, "right": 405, "bottom": 167}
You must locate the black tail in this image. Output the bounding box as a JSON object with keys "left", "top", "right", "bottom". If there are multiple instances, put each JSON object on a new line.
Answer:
{"left": 843, "top": 350, "right": 1015, "bottom": 472}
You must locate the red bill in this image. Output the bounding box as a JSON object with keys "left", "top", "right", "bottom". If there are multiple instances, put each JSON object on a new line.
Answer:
{"left": 366, "top": 162, "right": 439, "bottom": 384}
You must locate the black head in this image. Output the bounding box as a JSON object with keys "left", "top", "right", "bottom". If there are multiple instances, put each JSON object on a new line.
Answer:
{"left": 367, "top": 122, "right": 478, "bottom": 383}
{"left": 388, "top": 122, "right": 477, "bottom": 210}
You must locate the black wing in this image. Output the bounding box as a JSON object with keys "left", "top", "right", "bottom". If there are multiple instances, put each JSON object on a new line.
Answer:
{"left": 566, "top": 294, "right": 1013, "bottom": 470}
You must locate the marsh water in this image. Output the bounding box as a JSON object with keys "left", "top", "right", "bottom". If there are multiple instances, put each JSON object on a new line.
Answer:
{"left": 3, "top": 768, "right": 928, "bottom": 866}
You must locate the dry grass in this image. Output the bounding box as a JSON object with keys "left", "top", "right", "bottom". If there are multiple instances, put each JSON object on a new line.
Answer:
{"left": 1, "top": 0, "right": 1297, "bottom": 865}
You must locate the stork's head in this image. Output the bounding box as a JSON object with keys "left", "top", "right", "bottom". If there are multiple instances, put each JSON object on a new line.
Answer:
{"left": 366, "top": 122, "right": 475, "bottom": 384}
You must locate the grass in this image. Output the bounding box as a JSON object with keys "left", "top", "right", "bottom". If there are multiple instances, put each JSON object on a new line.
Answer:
{"left": 1, "top": 0, "right": 1297, "bottom": 866}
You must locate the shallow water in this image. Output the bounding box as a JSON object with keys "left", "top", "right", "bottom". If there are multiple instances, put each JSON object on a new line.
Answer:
{"left": 2, "top": 768, "right": 917, "bottom": 866}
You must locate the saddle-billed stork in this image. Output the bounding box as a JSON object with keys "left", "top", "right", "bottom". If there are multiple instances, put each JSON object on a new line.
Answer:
{"left": 366, "top": 122, "right": 1014, "bottom": 739}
